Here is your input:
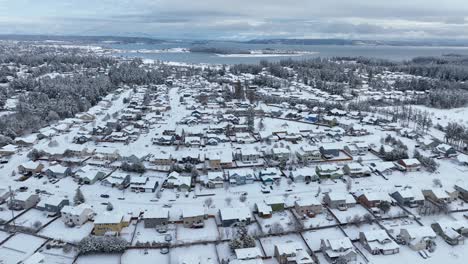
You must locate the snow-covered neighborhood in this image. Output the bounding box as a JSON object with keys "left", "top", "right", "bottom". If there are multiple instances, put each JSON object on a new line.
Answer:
{"left": 0, "top": 39, "right": 468, "bottom": 264}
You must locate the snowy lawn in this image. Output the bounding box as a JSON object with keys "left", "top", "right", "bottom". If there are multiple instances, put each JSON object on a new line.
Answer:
{"left": 379, "top": 218, "right": 422, "bottom": 236}
{"left": 330, "top": 204, "right": 374, "bottom": 224}
{"left": 121, "top": 249, "right": 169, "bottom": 264}
{"left": 300, "top": 211, "right": 338, "bottom": 228}
{"left": 302, "top": 227, "right": 347, "bottom": 251}
{"left": 0, "top": 233, "right": 47, "bottom": 264}
{"left": 39, "top": 219, "right": 94, "bottom": 243}
{"left": 39, "top": 245, "right": 78, "bottom": 264}
{"left": 0, "top": 230, "right": 11, "bottom": 243}
{"left": 132, "top": 222, "right": 176, "bottom": 246}
{"left": 14, "top": 208, "right": 54, "bottom": 230}
{"left": 169, "top": 244, "right": 218, "bottom": 264}
{"left": 175, "top": 218, "right": 219, "bottom": 243}
{"left": 76, "top": 254, "right": 121, "bottom": 264}
{"left": 257, "top": 210, "right": 298, "bottom": 234}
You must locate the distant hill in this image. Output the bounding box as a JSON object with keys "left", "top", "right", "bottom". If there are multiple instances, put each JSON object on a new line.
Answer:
{"left": 244, "top": 38, "right": 468, "bottom": 47}
{"left": 0, "top": 34, "right": 165, "bottom": 44}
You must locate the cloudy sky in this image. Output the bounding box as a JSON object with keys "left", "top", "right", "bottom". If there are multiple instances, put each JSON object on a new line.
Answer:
{"left": 1, "top": 0, "right": 467, "bottom": 40}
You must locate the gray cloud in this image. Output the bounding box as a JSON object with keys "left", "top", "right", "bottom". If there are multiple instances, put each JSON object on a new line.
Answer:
{"left": 0, "top": 0, "right": 467, "bottom": 39}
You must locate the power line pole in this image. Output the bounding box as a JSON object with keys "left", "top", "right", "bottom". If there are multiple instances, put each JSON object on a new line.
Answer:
{"left": 8, "top": 186, "right": 15, "bottom": 231}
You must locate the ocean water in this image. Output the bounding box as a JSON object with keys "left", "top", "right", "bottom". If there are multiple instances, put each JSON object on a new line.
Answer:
{"left": 108, "top": 41, "right": 468, "bottom": 65}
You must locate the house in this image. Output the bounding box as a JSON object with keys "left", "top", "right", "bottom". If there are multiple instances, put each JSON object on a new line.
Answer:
{"left": 356, "top": 191, "right": 392, "bottom": 209}
{"left": 0, "top": 189, "right": 11, "bottom": 204}
{"left": 205, "top": 171, "right": 224, "bottom": 188}
{"left": 75, "top": 165, "right": 107, "bottom": 184}
{"left": 15, "top": 136, "right": 36, "bottom": 146}
{"left": 323, "top": 192, "right": 356, "bottom": 211}
{"left": 20, "top": 252, "right": 45, "bottom": 264}
{"left": 433, "top": 143, "right": 457, "bottom": 157}
{"left": 316, "top": 164, "right": 343, "bottom": 179}
{"left": 390, "top": 189, "right": 424, "bottom": 208}
{"left": 289, "top": 168, "right": 318, "bottom": 183}
{"left": 18, "top": 161, "right": 44, "bottom": 175}
{"left": 101, "top": 172, "right": 131, "bottom": 189}
{"left": 296, "top": 145, "right": 321, "bottom": 163}
{"left": 359, "top": 230, "right": 399, "bottom": 255}
{"left": 220, "top": 153, "right": 234, "bottom": 168}
{"left": 431, "top": 221, "right": 468, "bottom": 245}
{"left": 368, "top": 161, "right": 396, "bottom": 175}
{"left": 344, "top": 143, "right": 368, "bottom": 156}
{"left": 9, "top": 192, "right": 40, "bottom": 210}
{"left": 236, "top": 132, "right": 255, "bottom": 144}
{"left": 36, "top": 196, "right": 69, "bottom": 216}
{"left": 399, "top": 226, "right": 436, "bottom": 251}
{"left": 319, "top": 144, "right": 341, "bottom": 159}
{"left": 454, "top": 184, "right": 468, "bottom": 202}
{"left": 93, "top": 213, "right": 130, "bottom": 236}
{"left": 321, "top": 238, "right": 357, "bottom": 263}
{"left": 235, "top": 247, "right": 263, "bottom": 261}
{"left": 166, "top": 171, "right": 192, "bottom": 191}
{"left": 219, "top": 207, "right": 252, "bottom": 227}
{"left": 76, "top": 112, "right": 96, "bottom": 122}
{"left": 143, "top": 209, "right": 169, "bottom": 228}
{"left": 0, "top": 144, "right": 17, "bottom": 157}
{"left": 422, "top": 189, "right": 451, "bottom": 204}
{"left": 182, "top": 206, "right": 206, "bottom": 228}
{"left": 238, "top": 148, "right": 260, "bottom": 163}
{"left": 152, "top": 135, "right": 175, "bottom": 146}
{"left": 151, "top": 152, "right": 174, "bottom": 166}
{"left": 229, "top": 172, "right": 255, "bottom": 185}
{"left": 61, "top": 204, "right": 95, "bottom": 226}
{"left": 256, "top": 202, "right": 273, "bottom": 218}
{"left": 417, "top": 137, "right": 440, "bottom": 150}
{"left": 45, "top": 164, "right": 72, "bottom": 179}
{"left": 185, "top": 136, "right": 202, "bottom": 147}
{"left": 294, "top": 197, "right": 322, "bottom": 217}
{"left": 274, "top": 242, "right": 315, "bottom": 264}
{"left": 343, "top": 163, "right": 371, "bottom": 177}
{"left": 258, "top": 168, "right": 281, "bottom": 185}
{"left": 130, "top": 176, "right": 158, "bottom": 193}
{"left": 271, "top": 148, "right": 291, "bottom": 162}
{"left": 264, "top": 196, "right": 285, "bottom": 212}
{"left": 370, "top": 144, "right": 394, "bottom": 157}
{"left": 397, "top": 159, "right": 421, "bottom": 172}
{"left": 456, "top": 154, "right": 468, "bottom": 166}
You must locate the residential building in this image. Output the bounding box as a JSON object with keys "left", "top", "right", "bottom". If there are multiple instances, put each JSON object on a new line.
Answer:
{"left": 143, "top": 209, "right": 169, "bottom": 228}
{"left": 323, "top": 192, "right": 356, "bottom": 210}
{"left": 93, "top": 213, "right": 130, "bottom": 236}
{"left": 219, "top": 207, "right": 252, "bottom": 227}
{"left": 399, "top": 227, "right": 436, "bottom": 251}
{"left": 316, "top": 164, "right": 343, "bottom": 179}
{"left": 321, "top": 238, "right": 357, "bottom": 263}
{"left": 182, "top": 206, "right": 206, "bottom": 228}
{"left": 36, "top": 196, "right": 69, "bottom": 216}
{"left": 61, "top": 204, "right": 95, "bottom": 226}
{"left": 359, "top": 230, "right": 399, "bottom": 255}
{"left": 274, "top": 242, "right": 315, "bottom": 264}
{"left": 294, "top": 197, "right": 322, "bottom": 217}
{"left": 431, "top": 221, "right": 468, "bottom": 245}
{"left": 9, "top": 192, "right": 39, "bottom": 210}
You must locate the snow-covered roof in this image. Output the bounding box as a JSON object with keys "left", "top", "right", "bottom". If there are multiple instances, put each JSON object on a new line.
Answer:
{"left": 144, "top": 209, "right": 169, "bottom": 219}
{"left": 235, "top": 247, "right": 263, "bottom": 260}
{"left": 220, "top": 207, "right": 251, "bottom": 221}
